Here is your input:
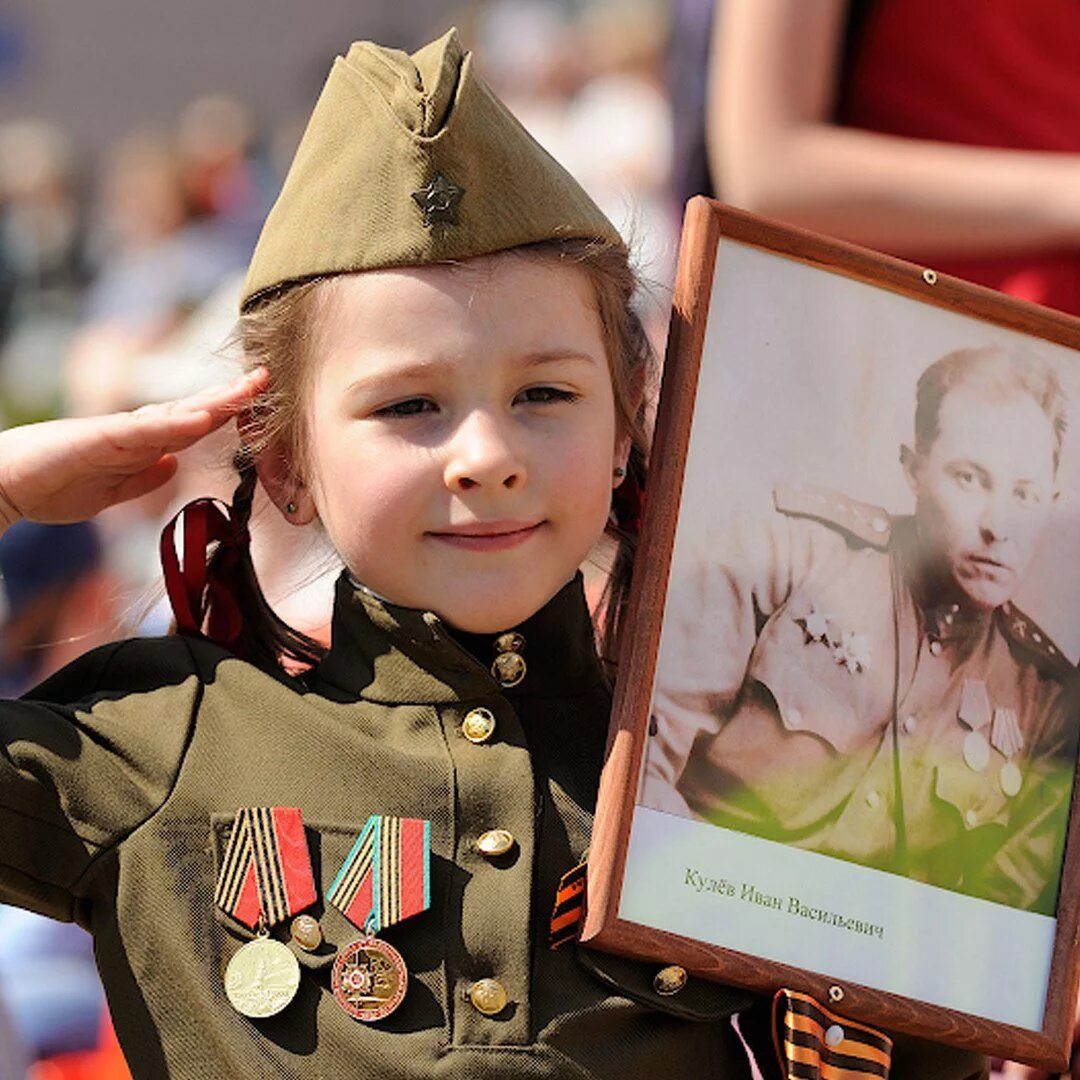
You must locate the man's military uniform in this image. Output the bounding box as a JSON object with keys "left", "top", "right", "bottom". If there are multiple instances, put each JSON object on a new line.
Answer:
{"left": 643, "top": 484, "right": 1079, "bottom": 914}
{"left": 0, "top": 573, "right": 987, "bottom": 1078}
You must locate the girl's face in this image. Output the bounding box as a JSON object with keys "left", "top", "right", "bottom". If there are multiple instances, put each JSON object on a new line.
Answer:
{"left": 295, "top": 254, "right": 623, "bottom": 633}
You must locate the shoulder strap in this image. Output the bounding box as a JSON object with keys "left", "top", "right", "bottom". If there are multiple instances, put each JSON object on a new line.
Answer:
{"left": 773, "top": 484, "right": 892, "bottom": 550}
{"left": 999, "top": 603, "right": 1075, "bottom": 679}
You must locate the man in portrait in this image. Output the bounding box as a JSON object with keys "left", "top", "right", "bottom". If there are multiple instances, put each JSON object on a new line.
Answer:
{"left": 642, "top": 345, "right": 1079, "bottom": 914}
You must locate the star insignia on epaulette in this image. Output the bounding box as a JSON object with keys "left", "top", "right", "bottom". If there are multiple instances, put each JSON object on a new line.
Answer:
{"left": 411, "top": 172, "right": 465, "bottom": 227}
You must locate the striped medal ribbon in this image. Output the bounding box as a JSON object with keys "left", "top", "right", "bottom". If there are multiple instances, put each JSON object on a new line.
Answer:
{"left": 327, "top": 816, "right": 431, "bottom": 1023}
{"left": 549, "top": 857, "right": 587, "bottom": 949}
{"left": 214, "top": 807, "right": 317, "bottom": 1019}
{"left": 772, "top": 989, "right": 892, "bottom": 1079}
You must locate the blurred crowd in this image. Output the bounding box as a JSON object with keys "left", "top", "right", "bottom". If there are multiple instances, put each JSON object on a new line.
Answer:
{"left": 1, "top": 0, "right": 1078, "bottom": 1076}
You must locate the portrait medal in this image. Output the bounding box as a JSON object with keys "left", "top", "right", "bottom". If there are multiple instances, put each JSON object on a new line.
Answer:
{"left": 326, "top": 814, "right": 432, "bottom": 1022}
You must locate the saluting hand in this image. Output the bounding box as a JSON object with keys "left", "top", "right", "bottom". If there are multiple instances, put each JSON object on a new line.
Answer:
{"left": 0, "top": 368, "right": 269, "bottom": 530}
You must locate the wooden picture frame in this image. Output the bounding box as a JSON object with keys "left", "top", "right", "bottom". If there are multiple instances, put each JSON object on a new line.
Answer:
{"left": 585, "top": 197, "right": 1080, "bottom": 1071}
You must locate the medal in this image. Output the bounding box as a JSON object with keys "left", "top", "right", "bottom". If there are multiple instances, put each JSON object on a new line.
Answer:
{"left": 327, "top": 815, "right": 431, "bottom": 1022}
{"left": 215, "top": 807, "right": 318, "bottom": 1018}
{"left": 1000, "top": 760, "right": 1023, "bottom": 798}
{"left": 225, "top": 935, "right": 301, "bottom": 1019}
{"left": 332, "top": 936, "right": 408, "bottom": 1021}
{"left": 963, "top": 729, "right": 991, "bottom": 773}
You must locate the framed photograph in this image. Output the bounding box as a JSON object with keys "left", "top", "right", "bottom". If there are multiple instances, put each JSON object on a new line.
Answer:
{"left": 585, "top": 198, "right": 1080, "bottom": 1070}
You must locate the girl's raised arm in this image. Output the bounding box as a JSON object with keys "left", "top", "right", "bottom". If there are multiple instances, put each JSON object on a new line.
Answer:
{"left": 0, "top": 368, "right": 268, "bottom": 534}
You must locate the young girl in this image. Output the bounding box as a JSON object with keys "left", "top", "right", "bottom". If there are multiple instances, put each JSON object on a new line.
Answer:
{"left": 0, "top": 29, "right": 987, "bottom": 1080}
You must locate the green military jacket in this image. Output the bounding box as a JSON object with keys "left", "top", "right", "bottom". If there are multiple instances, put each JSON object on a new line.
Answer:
{"left": 0, "top": 570, "right": 985, "bottom": 1078}
{"left": 643, "top": 485, "right": 1079, "bottom": 913}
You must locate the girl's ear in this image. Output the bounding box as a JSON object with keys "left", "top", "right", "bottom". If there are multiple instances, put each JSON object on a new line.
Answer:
{"left": 237, "top": 409, "right": 318, "bottom": 526}
{"left": 256, "top": 448, "right": 318, "bottom": 525}
{"left": 613, "top": 433, "right": 632, "bottom": 485}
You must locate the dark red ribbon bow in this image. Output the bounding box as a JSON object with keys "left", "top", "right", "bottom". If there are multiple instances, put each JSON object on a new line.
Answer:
{"left": 160, "top": 498, "right": 250, "bottom": 652}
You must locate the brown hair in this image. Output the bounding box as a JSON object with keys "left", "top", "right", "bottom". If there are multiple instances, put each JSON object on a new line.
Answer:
{"left": 914, "top": 346, "right": 1068, "bottom": 471}
{"left": 203, "top": 238, "right": 653, "bottom": 675}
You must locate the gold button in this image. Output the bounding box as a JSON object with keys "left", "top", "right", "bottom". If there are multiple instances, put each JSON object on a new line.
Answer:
{"left": 494, "top": 632, "right": 525, "bottom": 654}
{"left": 492, "top": 652, "right": 526, "bottom": 688}
{"left": 468, "top": 978, "right": 509, "bottom": 1016}
{"left": 653, "top": 965, "right": 688, "bottom": 996}
{"left": 290, "top": 914, "right": 323, "bottom": 951}
{"left": 476, "top": 829, "right": 515, "bottom": 858}
{"left": 462, "top": 708, "right": 496, "bottom": 744}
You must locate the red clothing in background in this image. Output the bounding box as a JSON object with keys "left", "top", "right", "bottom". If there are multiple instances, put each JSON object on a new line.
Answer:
{"left": 841, "top": 0, "right": 1080, "bottom": 315}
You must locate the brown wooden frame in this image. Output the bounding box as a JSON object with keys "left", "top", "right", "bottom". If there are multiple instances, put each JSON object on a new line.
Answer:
{"left": 584, "top": 197, "right": 1080, "bottom": 1071}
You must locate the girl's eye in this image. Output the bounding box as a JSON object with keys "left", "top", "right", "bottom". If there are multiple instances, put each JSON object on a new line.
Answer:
{"left": 515, "top": 386, "right": 579, "bottom": 405}
{"left": 374, "top": 398, "right": 437, "bottom": 418}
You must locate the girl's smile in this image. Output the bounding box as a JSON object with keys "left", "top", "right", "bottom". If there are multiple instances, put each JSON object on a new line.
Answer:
{"left": 278, "top": 253, "right": 625, "bottom": 634}
{"left": 426, "top": 519, "right": 546, "bottom": 551}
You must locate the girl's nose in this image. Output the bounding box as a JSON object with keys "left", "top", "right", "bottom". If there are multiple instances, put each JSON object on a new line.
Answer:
{"left": 443, "top": 412, "right": 526, "bottom": 492}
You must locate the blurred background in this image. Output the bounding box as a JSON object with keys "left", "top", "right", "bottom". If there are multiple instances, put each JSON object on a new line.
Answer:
{"left": 0, "top": 0, "right": 1076, "bottom": 1076}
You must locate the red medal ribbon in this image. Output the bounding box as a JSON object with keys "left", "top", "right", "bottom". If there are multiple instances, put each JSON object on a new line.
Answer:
{"left": 160, "top": 498, "right": 249, "bottom": 651}
{"left": 327, "top": 816, "right": 431, "bottom": 935}
{"left": 214, "top": 807, "right": 317, "bottom": 930}
{"left": 772, "top": 989, "right": 892, "bottom": 1079}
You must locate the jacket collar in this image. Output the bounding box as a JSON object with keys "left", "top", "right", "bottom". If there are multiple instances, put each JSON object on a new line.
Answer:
{"left": 308, "top": 570, "right": 605, "bottom": 705}
{"left": 891, "top": 515, "right": 992, "bottom": 645}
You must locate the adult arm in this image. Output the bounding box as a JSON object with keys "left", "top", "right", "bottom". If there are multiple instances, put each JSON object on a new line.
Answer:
{"left": 708, "top": 0, "right": 1080, "bottom": 256}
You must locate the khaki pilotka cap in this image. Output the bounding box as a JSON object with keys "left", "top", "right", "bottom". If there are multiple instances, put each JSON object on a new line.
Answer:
{"left": 240, "top": 28, "right": 624, "bottom": 311}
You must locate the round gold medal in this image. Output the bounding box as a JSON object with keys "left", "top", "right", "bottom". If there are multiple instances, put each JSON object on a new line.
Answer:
{"left": 332, "top": 937, "right": 408, "bottom": 1022}
{"left": 224, "top": 937, "right": 301, "bottom": 1018}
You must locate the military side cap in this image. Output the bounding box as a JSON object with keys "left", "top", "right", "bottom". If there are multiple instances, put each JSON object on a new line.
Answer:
{"left": 241, "top": 28, "right": 624, "bottom": 310}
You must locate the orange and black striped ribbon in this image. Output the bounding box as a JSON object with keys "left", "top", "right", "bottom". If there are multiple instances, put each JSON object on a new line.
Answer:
{"left": 549, "top": 858, "right": 587, "bottom": 949}
{"left": 214, "top": 807, "right": 317, "bottom": 930}
{"left": 773, "top": 990, "right": 892, "bottom": 1079}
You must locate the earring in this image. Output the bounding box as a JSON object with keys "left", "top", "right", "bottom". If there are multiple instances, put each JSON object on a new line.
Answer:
{"left": 286, "top": 501, "right": 297, "bottom": 514}
{"left": 613, "top": 466, "right": 626, "bottom": 480}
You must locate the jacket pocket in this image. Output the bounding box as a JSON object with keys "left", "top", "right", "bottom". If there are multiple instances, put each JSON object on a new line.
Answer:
{"left": 933, "top": 762, "right": 1012, "bottom": 831}
{"left": 747, "top": 648, "right": 863, "bottom": 755}
{"left": 208, "top": 812, "right": 374, "bottom": 971}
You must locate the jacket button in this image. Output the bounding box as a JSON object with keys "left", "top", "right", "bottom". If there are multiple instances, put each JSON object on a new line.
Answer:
{"left": 290, "top": 914, "right": 323, "bottom": 951}
{"left": 491, "top": 652, "right": 526, "bottom": 687}
{"left": 468, "top": 978, "right": 509, "bottom": 1015}
{"left": 476, "top": 829, "right": 515, "bottom": 858}
{"left": 462, "top": 708, "right": 497, "bottom": 744}
{"left": 653, "top": 965, "right": 688, "bottom": 996}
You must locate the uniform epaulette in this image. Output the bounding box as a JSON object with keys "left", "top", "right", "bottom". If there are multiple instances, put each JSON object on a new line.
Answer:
{"left": 773, "top": 484, "right": 892, "bottom": 550}
{"left": 999, "top": 603, "right": 1075, "bottom": 679}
